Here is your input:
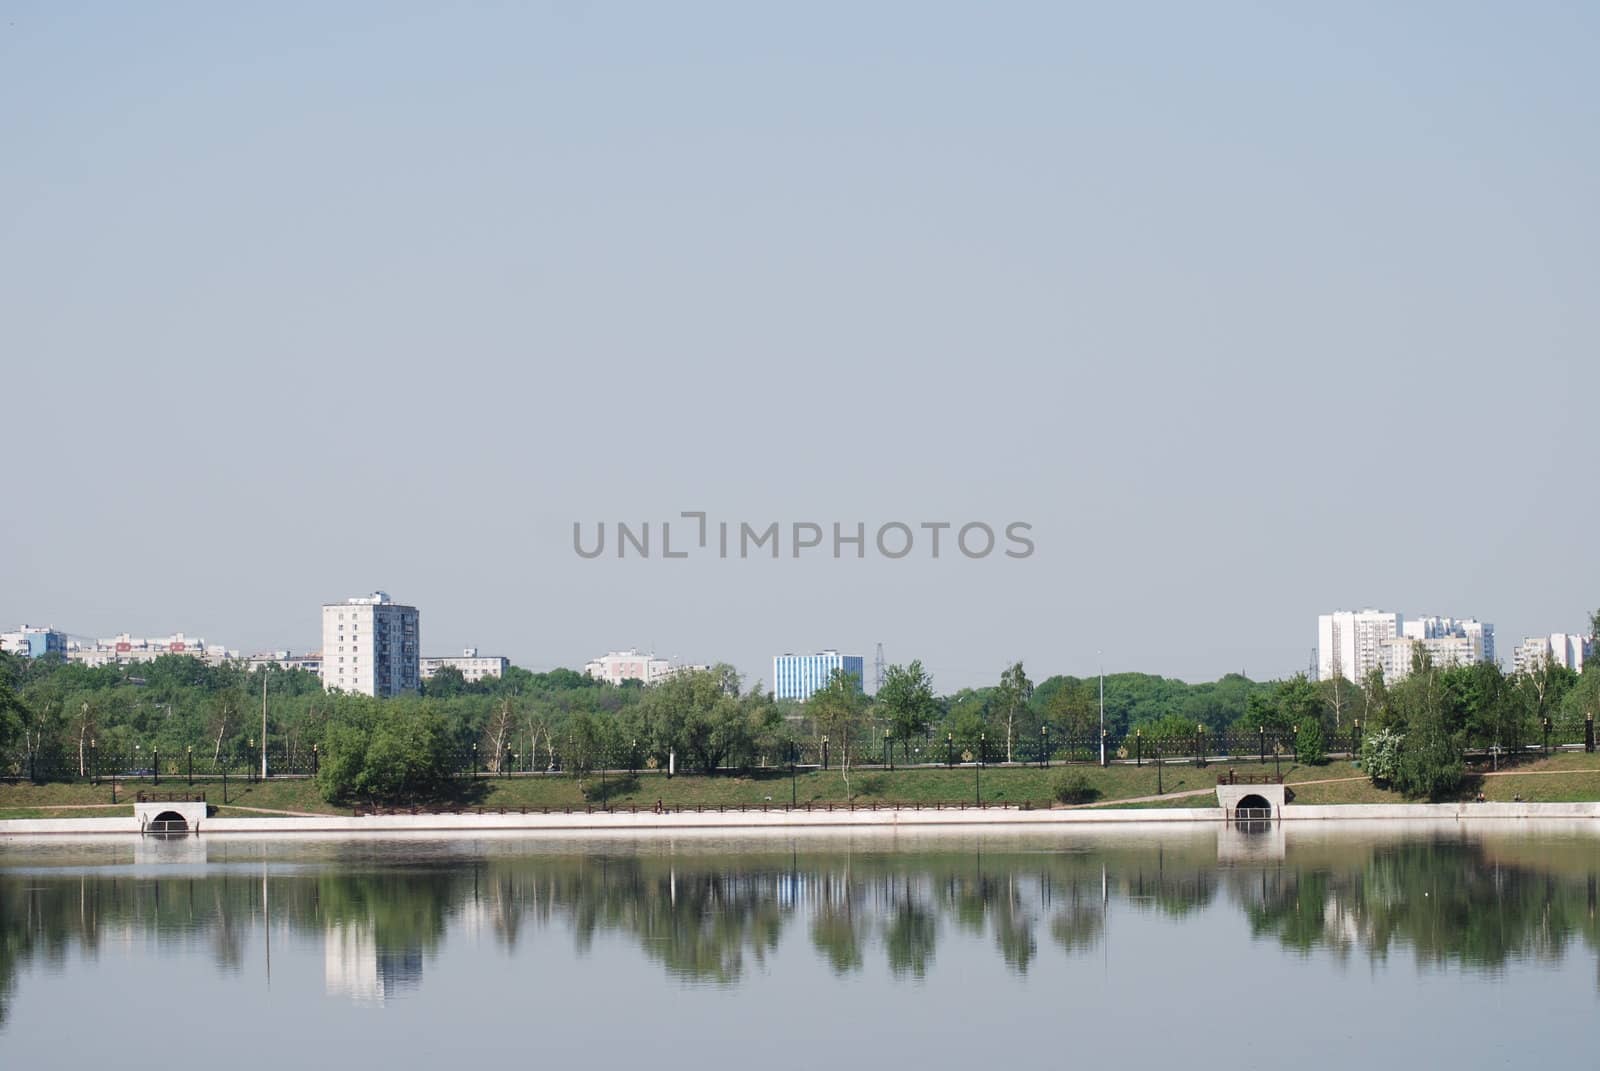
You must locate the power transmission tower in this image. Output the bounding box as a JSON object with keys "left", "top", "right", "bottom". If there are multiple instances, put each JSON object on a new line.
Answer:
{"left": 874, "top": 642, "right": 887, "bottom": 694}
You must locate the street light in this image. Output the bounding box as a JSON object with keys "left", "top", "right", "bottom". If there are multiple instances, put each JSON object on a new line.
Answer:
{"left": 976, "top": 733, "right": 985, "bottom": 806}
{"left": 1098, "top": 651, "right": 1105, "bottom": 767}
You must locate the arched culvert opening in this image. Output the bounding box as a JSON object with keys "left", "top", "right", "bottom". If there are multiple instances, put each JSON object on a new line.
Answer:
{"left": 149, "top": 810, "right": 188, "bottom": 834}
{"left": 1234, "top": 794, "right": 1273, "bottom": 826}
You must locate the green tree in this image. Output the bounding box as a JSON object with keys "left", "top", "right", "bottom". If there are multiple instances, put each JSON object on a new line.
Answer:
{"left": 316, "top": 700, "right": 455, "bottom": 803}
{"left": 423, "top": 665, "right": 469, "bottom": 699}
{"left": 1275, "top": 673, "right": 1325, "bottom": 737}
{"left": 0, "top": 655, "right": 26, "bottom": 753}
{"left": 1388, "top": 653, "right": 1464, "bottom": 800}
{"left": 809, "top": 668, "right": 868, "bottom": 798}
{"left": 1295, "top": 717, "right": 1327, "bottom": 765}
{"left": 992, "top": 661, "right": 1033, "bottom": 763}
{"left": 876, "top": 661, "right": 937, "bottom": 760}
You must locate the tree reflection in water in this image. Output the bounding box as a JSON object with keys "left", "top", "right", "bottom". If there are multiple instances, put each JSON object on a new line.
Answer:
{"left": 2, "top": 833, "right": 1598, "bottom": 1017}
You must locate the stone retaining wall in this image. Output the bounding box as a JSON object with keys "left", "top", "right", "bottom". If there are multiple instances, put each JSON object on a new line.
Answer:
{"left": 1, "top": 801, "right": 1596, "bottom": 838}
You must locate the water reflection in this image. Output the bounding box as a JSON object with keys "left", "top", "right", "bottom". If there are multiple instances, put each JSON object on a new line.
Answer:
{"left": 2, "top": 828, "right": 1597, "bottom": 1020}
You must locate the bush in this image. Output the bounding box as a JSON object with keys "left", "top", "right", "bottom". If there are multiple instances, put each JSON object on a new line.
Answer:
{"left": 1295, "top": 719, "right": 1327, "bottom": 765}
{"left": 1053, "top": 771, "right": 1099, "bottom": 805}
{"left": 1360, "top": 727, "right": 1403, "bottom": 786}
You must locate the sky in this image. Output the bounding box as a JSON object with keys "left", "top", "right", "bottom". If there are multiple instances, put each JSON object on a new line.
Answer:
{"left": 2, "top": 2, "right": 1597, "bottom": 692}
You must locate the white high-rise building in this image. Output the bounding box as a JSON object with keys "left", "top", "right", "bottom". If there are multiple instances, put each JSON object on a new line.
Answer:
{"left": 1380, "top": 633, "right": 1486, "bottom": 680}
{"left": 1513, "top": 633, "right": 1589, "bottom": 676}
{"left": 1403, "top": 616, "right": 1495, "bottom": 665}
{"left": 1317, "top": 610, "right": 1401, "bottom": 684}
{"left": 321, "top": 592, "right": 420, "bottom": 697}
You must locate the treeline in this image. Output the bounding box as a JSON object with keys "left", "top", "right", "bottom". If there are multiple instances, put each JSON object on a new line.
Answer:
{"left": 2, "top": 634, "right": 1597, "bottom": 802}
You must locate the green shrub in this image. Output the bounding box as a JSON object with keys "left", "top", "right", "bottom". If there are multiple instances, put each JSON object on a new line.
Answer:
{"left": 1053, "top": 771, "right": 1099, "bottom": 805}
{"left": 1295, "top": 719, "right": 1327, "bottom": 765}
{"left": 1360, "top": 727, "right": 1403, "bottom": 786}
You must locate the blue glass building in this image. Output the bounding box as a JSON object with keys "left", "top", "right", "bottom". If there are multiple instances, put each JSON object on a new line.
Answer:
{"left": 772, "top": 651, "right": 865, "bottom": 701}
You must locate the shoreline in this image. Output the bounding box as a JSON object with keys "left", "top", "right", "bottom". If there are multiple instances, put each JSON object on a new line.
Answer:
{"left": 2, "top": 800, "right": 1598, "bottom": 837}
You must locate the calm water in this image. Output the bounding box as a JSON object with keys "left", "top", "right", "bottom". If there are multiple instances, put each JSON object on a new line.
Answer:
{"left": 1, "top": 824, "right": 1596, "bottom": 1069}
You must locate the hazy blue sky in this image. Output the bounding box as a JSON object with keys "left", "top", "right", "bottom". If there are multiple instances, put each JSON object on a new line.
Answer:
{"left": 3, "top": 3, "right": 1596, "bottom": 691}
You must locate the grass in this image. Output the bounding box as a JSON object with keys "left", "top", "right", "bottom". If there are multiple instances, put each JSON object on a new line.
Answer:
{"left": 2, "top": 752, "right": 1598, "bottom": 817}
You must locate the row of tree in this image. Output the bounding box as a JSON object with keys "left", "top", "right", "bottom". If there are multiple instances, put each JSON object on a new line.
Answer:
{"left": 3, "top": 614, "right": 1597, "bottom": 802}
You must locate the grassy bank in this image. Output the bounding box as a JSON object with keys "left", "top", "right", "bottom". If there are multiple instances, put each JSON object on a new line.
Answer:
{"left": 2, "top": 752, "right": 1598, "bottom": 817}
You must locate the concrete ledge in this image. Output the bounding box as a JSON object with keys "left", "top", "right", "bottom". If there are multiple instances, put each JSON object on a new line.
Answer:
{"left": 0, "top": 801, "right": 1595, "bottom": 838}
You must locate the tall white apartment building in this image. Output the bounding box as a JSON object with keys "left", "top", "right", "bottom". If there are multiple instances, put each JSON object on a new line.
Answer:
{"left": 321, "top": 592, "right": 420, "bottom": 697}
{"left": 583, "top": 650, "right": 707, "bottom": 686}
{"left": 1403, "top": 616, "right": 1495, "bottom": 665}
{"left": 1317, "top": 610, "right": 1401, "bottom": 684}
{"left": 420, "top": 648, "right": 508, "bottom": 684}
{"left": 1379, "top": 633, "right": 1486, "bottom": 680}
{"left": 1513, "top": 633, "right": 1589, "bottom": 676}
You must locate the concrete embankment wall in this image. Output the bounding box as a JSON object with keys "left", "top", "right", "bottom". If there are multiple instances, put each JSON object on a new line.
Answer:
{"left": 1, "top": 801, "right": 1596, "bottom": 837}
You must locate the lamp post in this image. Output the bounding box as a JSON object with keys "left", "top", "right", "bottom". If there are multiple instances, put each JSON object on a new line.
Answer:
{"left": 946, "top": 732, "right": 954, "bottom": 768}
{"left": 790, "top": 740, "right": 797, "bottom": 809}
{"left": 1041, "top": 725, "right": 1049, "bottom": 769}
{"left": 187, "top": 745, "right": 193, "bottom": 786}
{"left": 975, "top": 734, "right": 984, "bottom": 807}
{"left": 1156, "top": 742, "right": 1163, "bottom": 795}
{"left": 1098, "top": 651, "right": 1105, "bottom": 767}
{"left": 884, "top": 728, "right": 892, "bottom": 771}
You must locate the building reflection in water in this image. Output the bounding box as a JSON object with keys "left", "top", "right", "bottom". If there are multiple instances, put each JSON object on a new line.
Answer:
{"left": 2, "top": 827, "right": 1599, "bottom": 1019}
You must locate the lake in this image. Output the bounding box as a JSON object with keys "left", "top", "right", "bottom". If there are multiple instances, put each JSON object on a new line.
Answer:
{"left": 1, "top": 823, "right": 1595, "bottom": 1069}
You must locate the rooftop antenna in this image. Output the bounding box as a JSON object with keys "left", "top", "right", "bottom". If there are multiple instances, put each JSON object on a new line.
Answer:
{"left": 874, "top": 642, "right": 887, "bottom": 694}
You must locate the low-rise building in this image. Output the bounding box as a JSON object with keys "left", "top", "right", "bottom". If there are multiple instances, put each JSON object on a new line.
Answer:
{"left": 67, "top": 632, "right": 238, "bottom": 667}
{"left": 420, "top": 648, "right": 508, "bottom": 684}
{"left": 0, "top": 624, "right": 67, "bottom": 660}
{"left": 583, "top": 649, "right": 708, "bottom": 686}
{"left": 244, "top": 650, "right": 325, "bottom": 675}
